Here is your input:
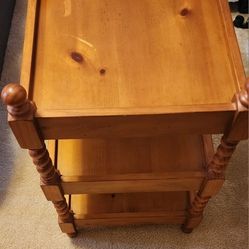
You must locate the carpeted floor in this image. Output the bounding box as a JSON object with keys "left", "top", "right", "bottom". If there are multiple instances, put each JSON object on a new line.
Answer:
{"left": 0, "top": 1, "right": 248, "bottom": 249}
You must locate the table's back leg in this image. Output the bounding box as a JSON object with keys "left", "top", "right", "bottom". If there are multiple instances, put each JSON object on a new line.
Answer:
{"left": 1, "top": 83, "right": 77, "bottom": 237}
{"left": 182, "top": 81, "right": 249, "bottom": 233}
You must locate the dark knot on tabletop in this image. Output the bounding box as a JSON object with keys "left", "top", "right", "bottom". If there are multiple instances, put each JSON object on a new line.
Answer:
{"left": 71, "top": 52, "right": 84, "bottom": 63}
{"left": 180, "top": 8, "right": 190, "bottom": 17}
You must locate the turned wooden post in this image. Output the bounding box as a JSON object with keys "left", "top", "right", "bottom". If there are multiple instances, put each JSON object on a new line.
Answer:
{"left": 1, "top": 84, "right": 64, "bottom": 198}
{"left": 1, "top": 83, "right": 42, "bottom": 149}
{"left": 182, "top": 81, "right": 249, "bottom": 233}
{"left": 1, "top": 83, "right": 77, "bottom": 237}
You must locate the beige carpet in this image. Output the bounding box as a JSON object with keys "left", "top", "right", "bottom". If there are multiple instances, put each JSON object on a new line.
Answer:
{"left": 0, "top": 1, "right": 248, "bottom": 248}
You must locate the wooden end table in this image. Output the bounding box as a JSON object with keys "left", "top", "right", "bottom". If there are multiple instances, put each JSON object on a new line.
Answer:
{"left": 1, "top": 0, "right": 248, "bottom": 237}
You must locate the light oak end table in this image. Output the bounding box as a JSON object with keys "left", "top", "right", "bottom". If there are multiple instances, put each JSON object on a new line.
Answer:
{"left": 1, "top": 0, "right": 248, "bottom": 237}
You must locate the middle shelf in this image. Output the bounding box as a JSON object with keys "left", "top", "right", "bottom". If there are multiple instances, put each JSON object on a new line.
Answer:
{"left": 48, "top": 134, "right": 213, "bottom": 195}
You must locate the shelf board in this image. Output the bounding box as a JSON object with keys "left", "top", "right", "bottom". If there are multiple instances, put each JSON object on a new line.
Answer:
{"left": 56, "top": 135, "right": 209, "bottom": 179}
{"left": 48, "top": 134, "right": 213, "bottom": 194}
{"left": 69, "top": 192, "right": 190, "bottom": 227}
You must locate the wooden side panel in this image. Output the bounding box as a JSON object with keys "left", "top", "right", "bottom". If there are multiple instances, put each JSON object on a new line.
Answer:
{"left": 38, "top": 111, "right": 234, "bottom": 139}
{"left": 74, "top": 216, "right": 185, "bottom": 227}
{"left": 61, "top": 178, "right": 203, "bottom": 194}
{"left": 60, "top": 172, "right": 205, "bottom": 182}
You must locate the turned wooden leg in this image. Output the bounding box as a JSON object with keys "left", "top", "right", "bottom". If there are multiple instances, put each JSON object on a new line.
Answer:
{"left": 53, "top": 199, "right": 77, "bottom": 237}
{"left": 1, "top": 83, "right": 77, "bottom": 236}
{"left": 29, "top": 145, "right": 65, "bottom": 201}
{"left": 182, "top": 136, "right": 238, "bottom": 233}
{"left": 207, "top": 138, "right": 238, "bottom": 179}
{"left": 29, "top": 146, "right": 60, "bottom": 185}
{"left": 29, "top": 145, "right": 77, "bottom": 235}
{"left": 182, "top": 194, "right": 209, "bottom": 233}
{"left": 182, "top": 81, "right": 249, "bottom": 233}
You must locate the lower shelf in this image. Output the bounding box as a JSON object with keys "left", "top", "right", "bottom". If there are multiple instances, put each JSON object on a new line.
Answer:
{"left": 69, "top": 192, "right": 190, "bottom": 228}
{"left": 48, "top": 135, "right": 213, "bottom": 194}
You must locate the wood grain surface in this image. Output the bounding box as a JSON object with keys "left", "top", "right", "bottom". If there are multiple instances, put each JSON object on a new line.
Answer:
{"left": 22, "top": 0, "right": 244, "bottom": 117}
{"left": 70, "top": 192, "right": 189, "bottom": 227}
{"left": 56, "top": 135, "right": 206, "bottom": 179}
{"left": 46, "top": 135, "right": 213, "bottom": 194}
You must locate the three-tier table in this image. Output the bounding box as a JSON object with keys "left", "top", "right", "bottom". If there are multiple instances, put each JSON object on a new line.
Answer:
{"left": 1, "top": 0, "right": 248, "bottom": 237}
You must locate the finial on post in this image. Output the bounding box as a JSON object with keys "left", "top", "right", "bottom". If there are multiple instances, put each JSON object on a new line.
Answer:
{"left": 1, "top": 83, "right": 35, "bottom": 117}
{"left": 239, "top": 80, "right": 249, "bottom": 108}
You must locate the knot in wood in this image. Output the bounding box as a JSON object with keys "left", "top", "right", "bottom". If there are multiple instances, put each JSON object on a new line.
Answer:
{"left": 71, "top": 52, "right": 84, "bottom": 63}
{"left": 180, "top": 8, "right": 190, "bottom": 17}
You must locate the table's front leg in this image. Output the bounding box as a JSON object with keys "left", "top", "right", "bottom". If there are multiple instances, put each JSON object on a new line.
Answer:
{"left": 182, "top": 81, "right": 249, "bottom": 233}
{"left": 182, "top": 137, "right": 238, "bottom": 233}
{"left": 1, "top": 83, "right": 77, "bottom": 237}
{"left": 29, "top": 144, "right": 77, "bottom": 237}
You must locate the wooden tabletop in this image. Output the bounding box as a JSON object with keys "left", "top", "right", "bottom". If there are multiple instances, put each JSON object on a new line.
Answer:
{"left": 21, "top": 0, "right": 245, "bottom": 117}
